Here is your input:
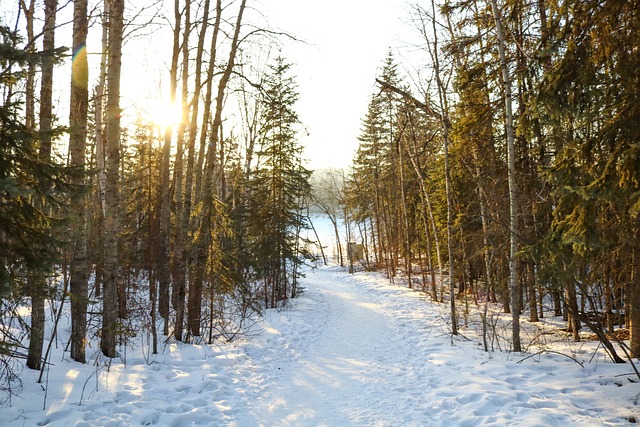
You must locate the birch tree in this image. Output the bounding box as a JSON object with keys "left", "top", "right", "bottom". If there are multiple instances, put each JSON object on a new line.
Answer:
{"left": 489, "top": 0, "right": 521, "bottom": 352}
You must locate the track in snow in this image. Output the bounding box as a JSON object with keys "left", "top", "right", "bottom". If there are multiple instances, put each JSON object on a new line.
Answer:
{"left": 230, "top": 266, "right": 635, "bottom": 427}
{"left": 235, "top": 267, "right": 435, "bottom": 426}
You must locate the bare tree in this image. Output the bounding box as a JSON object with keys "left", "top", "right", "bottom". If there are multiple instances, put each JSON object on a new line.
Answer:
{"left": 19, "top": 0, "right": 36, "bottom": 130}
{"left": 102, "top": 0, "right": 125, "bottom": 358}
{"left": 157, "top": 0, "right": 182, "bottom": 336}
{"left": 171, "top": 0, "right": 190, "bottom": 343}
{"left": 186, "top": 0, "right": 212, "bottom": 339}
{"left": 69, "top": 0, "right": 90, "bottom": 364}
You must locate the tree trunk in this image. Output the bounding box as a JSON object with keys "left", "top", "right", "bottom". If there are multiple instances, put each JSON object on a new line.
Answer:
{"left": 403, "top": 131, "right": 440, "bottom": 300}
{"left": 566, "top": 284, "right": 581, "bottom": 342}
{"left": 19, "top": 0, "right": 36, "bottom": 130}
{"left": 397, "top": 137, "right": 412, "bottom": 287}
{"left": 527, "top": 262, "right": 539, "bottom": 322}
{"left": 490, "top": 0, "right": 521, "bottom": 352}
{"left": 200, "top": 0, "right": 247, "bottom": 301}
{"left": 26, "top": 276, "right": 45, "bottom": 371}
{"left": 629, "top": 246, "right": 640, "bottom": 357}
{"left": 429, "top": 0, "right": 457, "bottom": 335}
{"left": 27, "top": 0, "right": 57, "bottom": 372}
{"left": 189, "top": 2, "right": 223, "bottom": 337}
{"left": 69, "top": 0, "right": 90, "bottom": 364}
{"left": 171, "top": 0, "right": 192, "bottom": 342}
{"left": 194, "top": 0, "right": 222, "bottom": 208}
{"left": 186, "top": 0, "right": 211, "bottom": 338}
{"left": 94, "top": 0, "right": 109, "bottom": 298}
{"left": 102, "top": 0, "right": 124, "bottom": 358}
{"left": 158, "top": 0, "right": 182, "bottom": 336}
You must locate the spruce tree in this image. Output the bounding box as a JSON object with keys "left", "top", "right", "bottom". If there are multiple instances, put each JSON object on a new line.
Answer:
{"left": 535, "top": 0, "right": 640, "bottom": 361}
{"left": 0, "top": 25, "right": 70, "bottom": 365}
{"left": 247, "top": 56, "right": 311, "bottom": 308}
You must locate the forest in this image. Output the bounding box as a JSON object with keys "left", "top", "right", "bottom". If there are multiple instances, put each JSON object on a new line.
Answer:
{"left": 1, "top": 0, "right": 640, "bottom": 410}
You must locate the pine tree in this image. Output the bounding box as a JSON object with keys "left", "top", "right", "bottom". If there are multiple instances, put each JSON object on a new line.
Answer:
{"left": 351, "top": 53, "right": 405, "bottom": 280}
{"left": 247, "top": 56, "right": 311, "bottom": 308}
{"left": 535, "top": 0, "right": 640, "bottom": 361}
{"left": 0, "top": 24, "right": 70, "bottom": 366}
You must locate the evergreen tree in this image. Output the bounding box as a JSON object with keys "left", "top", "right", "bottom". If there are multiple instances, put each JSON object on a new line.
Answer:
{"left": 247, "top": 56, "right": 311, "bottom": 308}
{"left": 534, "top": 0, "right": 640, "bottom": 361}
{"left": 0, "top": 24, "right": 71, "bottom": 365}
{"left": 351, "top": 53, "right": 405, "bottom": 280}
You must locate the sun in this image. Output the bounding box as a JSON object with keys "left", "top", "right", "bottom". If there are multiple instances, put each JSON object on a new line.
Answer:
{"left": 143, "top": 99, "right": 184, "bottom": 129}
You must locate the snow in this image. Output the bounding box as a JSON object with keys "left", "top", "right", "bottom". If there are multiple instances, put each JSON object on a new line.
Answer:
{"left": 3, "top": 216, "right": 640, "bottom": 425}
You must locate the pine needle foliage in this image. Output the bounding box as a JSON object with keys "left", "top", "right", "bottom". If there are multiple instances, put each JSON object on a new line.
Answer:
{"left": 246, "top": 56, "right": 311, "bottom": 309}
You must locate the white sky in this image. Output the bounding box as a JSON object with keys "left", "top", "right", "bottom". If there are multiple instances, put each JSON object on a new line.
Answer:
{"left": 259, "top": 0, "right": 410, "bottom": 170}
{"left": 1, "top": 0, "right": 412, "bottom": 171}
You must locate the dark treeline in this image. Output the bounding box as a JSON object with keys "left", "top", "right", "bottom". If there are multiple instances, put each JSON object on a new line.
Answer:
{"left": 345, "top": 0, "right": 640, "bottom": 361}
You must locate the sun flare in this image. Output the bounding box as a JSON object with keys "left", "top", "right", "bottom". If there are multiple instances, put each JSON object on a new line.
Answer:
{"left": 144, "top": 99, "right": 184, "bottom": 129}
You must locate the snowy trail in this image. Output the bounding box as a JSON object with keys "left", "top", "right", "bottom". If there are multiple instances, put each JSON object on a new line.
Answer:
{"left": 230, "top": 267, "right": 637, "bottom": 426}
{"left": 7, "top": 266, "right": 639, "bottom": 426}
{"left": 236, "top": 268, "right": 429, "bottom": 426}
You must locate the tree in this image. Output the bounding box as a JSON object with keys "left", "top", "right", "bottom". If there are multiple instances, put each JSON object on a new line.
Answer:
{"left": 192, "top": 0, "right": 247, "bottom": 335}
{"left": 310, "top": 168, "right": 346, "bottom": 266}
{"left": 352, "top": 53, "right": 407, "bottom": 281}
{"left": 533, "top": 0, "right": 640, "bottom": 361}
{"left": 171, "top": 0, "right": 190, "bottom": 343}
{"left": 0, "top": 21, "right": 70, "bottom": 372}
{"left": 489, "top": 0, "right": 521, "bottom": 352}
{"left": 185, "top": 0, "right": 211, "bottom": 340}
{"left": 68, "top": 0, "right": 90, "bottom": 364}
{"left": 425, "top": 0, "right": 458, "bottom": 335}
{"left": 247, "top": 56, "right": 311, "bottom": 308}
{"left": 18, "top": 0, "right": 36, "bottom": 131}
{"left": 102, "top": 0, "right": 125, "bottom": 358}
{"left": 27, "top": 0, "right": 58, "bottom": 371}
{"left": 157, "top": 0, "right": 182, "bottom": 336}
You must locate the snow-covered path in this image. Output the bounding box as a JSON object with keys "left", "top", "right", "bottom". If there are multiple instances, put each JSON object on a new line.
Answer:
{"left": 236, "top": 268, "right": 429, "bottom": 426}
{"left": 230, "top": 267, "right": 637, "bottom": 426}
{"left": 6, "top": 266, "right": 639, "bottom": 426}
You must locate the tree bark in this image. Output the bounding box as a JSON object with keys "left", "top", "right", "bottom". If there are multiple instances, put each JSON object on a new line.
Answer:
{"left": 27, "top": 0, "right": 57, "bottom": 372}
{"left": 490, "top": 0, "right": 521, "bottom": 352}
{"left": 19, "top": 0, "right": 36, "bottom": 130}
{"left": 94, "top": 0, "right": 110, "bottom": 298}
{"left": 102, "top": 0, "right": 124, "bottom": 358}
{"left": 429, "top": 0, "right": 457, "bottom": 335}
{"left": 158, "top": 0, "right": 182, "bottom": 335}
{"left": 629, "top": 246, "right": 640, "bottom": 357}
{"left": 186, "top": 0, "right": 211, "bottom": 338}
{"left": 69, "top": 0, "right": 90, "bottom": 364}
{"left": 172, "top": 0, "right": 190, "bottom": 343}
{"left": 189, "top": 2, "right": 223, "bottom": 337}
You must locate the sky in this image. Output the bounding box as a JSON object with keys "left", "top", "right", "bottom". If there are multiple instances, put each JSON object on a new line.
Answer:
{"left": 258, "top": 0, "right": 410, "bottom": 170}
{"left": 1, "top": 0, "right": 412, "bottom": 171}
